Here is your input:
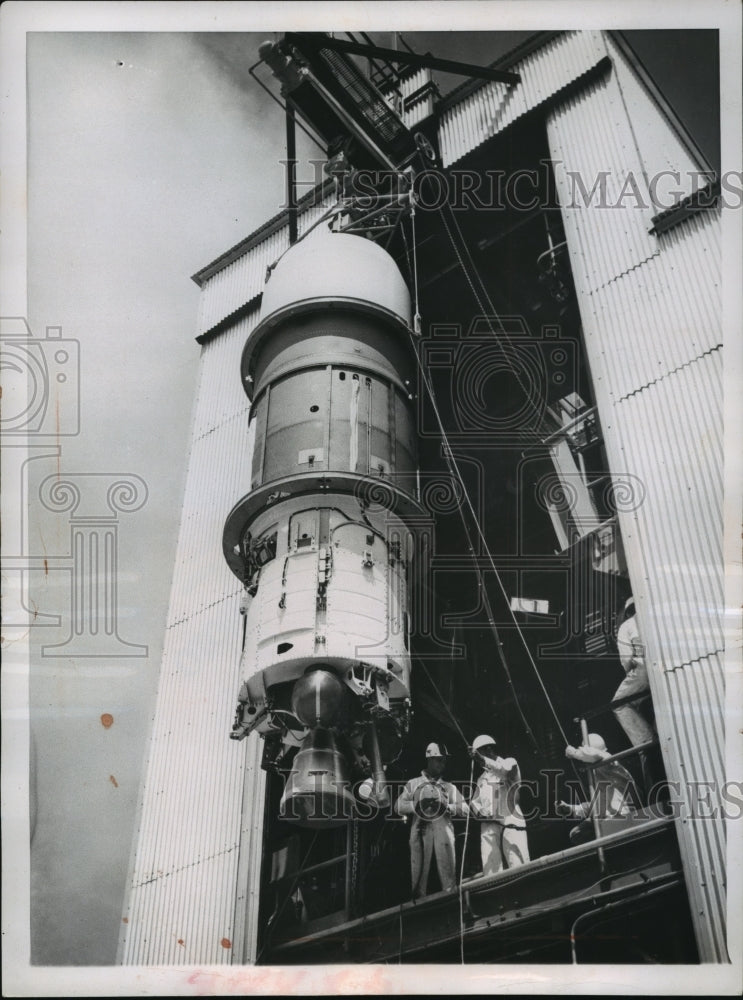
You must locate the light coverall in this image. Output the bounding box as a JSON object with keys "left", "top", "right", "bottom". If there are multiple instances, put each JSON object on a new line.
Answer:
{"left": 565, "top": 744, "right": 637, "bottom": 837}
{"left": 470, "top": 756, "right": 530, "bottom": 876}
{"left": 613, "top": 614, "right": 654, "bottom": 746}
{"left": 395, "top": 771, "right": 469, "bottom": 898}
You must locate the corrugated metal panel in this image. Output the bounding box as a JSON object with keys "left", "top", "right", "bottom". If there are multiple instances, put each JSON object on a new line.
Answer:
{"left": 196, "top": 197, "right": 334, "bottom": 338}
{"left": 589, "top": 209, "right": 721, "bottom": 400}
{"left": 604, "top": 34, "right": 704, "bottom": 204}
{"left": 125, "top": 851, "right": 241, "bottom": 965}
{"left": 400, "top": 68, "right": 435, "bottom": 128}
{"left": 547, "top": 68, "right": 658, "bottom": 293}
{"left": 120, "top": 316, "right": 263, "bottom": 965}
{"left": 196, "top": 227, "right": 286, "bottom": 337}
{"left": 121, "top": 600, "right": 250, "bottom": 963}
{"left": 438, "top": 31, "right": 607, "bottom": 168}
{"left": 166, "top": 419, "right": 251, "bottom": 626}
{"left": 231, "top": 734, "right": 266, "bottom": 964}
{"left": 615, "top": 350, "right": 723, "bottom": 666}
{"left": 661, "top": 650, "right": 727, "bottom": 959}
{"left": 547, "top": 38, "right": 726, "bottom": 961}
{"left": 192, "top": 309, "right": 258, "bottom": 441}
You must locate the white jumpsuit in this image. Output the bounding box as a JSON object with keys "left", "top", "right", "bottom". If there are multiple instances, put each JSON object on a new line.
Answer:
{"left": 614, "top": 614, "right": 654, "bottom": 746}
{"left": 565, "top": 744, "right": 637, "bottom": 838}
{"left": 395, "top": 771, "right": 469, "bottom": 898}
{"left": 470, "top": 756, "right": 530, "bottom": 876}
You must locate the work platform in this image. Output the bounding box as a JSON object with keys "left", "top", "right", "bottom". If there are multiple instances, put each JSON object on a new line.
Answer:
{"left": 262, "top": 814, "right": 694, "bottom": 964}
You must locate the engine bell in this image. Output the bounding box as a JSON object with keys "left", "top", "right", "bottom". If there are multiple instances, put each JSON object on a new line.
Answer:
{"left": 280, "top": 729, "right": 356, "bottom": 827}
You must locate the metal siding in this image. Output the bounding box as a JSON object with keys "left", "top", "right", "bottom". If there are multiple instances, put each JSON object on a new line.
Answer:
{"left": 397, "top": 68, "right": 435, "bottom": 127}
{"left": 197, "top": 228, "right": 286, "bottom": 337}
{"left": 664, "top": 652, "right": 728, "bottom": 957}
{"left": 196, "top": 198, "right": 334, "bottom": 338}
{"left": 231, "top": 733, "right": 266, "bottom": 964}
{"left": 192, "top": 309, "right": 258, "bottom": 440}
{"left": 121, "top": 317, "right": 262, "bottom": 964}
{"left": 616, "top": 353, "right": 723, "bottom": 664}
{"left": 547, "top": 39, "right": 726, "bottom": 960}
{"left": 604, "top": 34, "right": 704, "bottom": 196}
{"left": 547, "top": 68, "right": 658, "bottom": 293}
{"left": 594, "top": 214, "right": 721, "bottom": 400}
{"left": 438, "top": 31, "right": 607, "bottom": 167}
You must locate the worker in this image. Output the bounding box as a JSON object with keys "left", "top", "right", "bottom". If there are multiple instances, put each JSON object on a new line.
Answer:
{"left": 395, "top": 742, "right": 469, "bottom": 899}
{"left": 613, "top": 597, "right": 655, "bottom": 747}
{"left": 468, "top": 734, "right": 530, "bottom": 876}
{"left": 556, "top": 733, "right": 638, "bottom": 842}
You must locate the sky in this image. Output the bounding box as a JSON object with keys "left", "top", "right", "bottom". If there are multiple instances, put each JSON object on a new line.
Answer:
{"left": 1, "top": 0, "right": 738, "bottom": 991}
{"left": 23, "top": 29, "right": 291, "bottom": 967}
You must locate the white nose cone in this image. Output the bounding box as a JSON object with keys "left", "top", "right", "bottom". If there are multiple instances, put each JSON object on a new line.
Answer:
{"left": 256, "top": 227, "right": 412, "bottom": 336}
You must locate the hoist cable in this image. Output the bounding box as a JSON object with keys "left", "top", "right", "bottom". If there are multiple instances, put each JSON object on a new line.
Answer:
{"left": 266, "top": 196, "right": 343, "bottom": 274}
{"left": 408, "top": 323, "right": 542, "bottom": 754}
{"left": 406, "top": 205, "right": 572, "bottom": 754}
{"left": 418, "top": 660, "right": 470, "bottom": 749}
{"left": 437, "top": 199, "right": 552, "bottom": 433}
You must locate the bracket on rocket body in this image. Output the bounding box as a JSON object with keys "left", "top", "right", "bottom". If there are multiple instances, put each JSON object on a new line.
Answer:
{"left": 344, "top": 662, "right": 396, "bottom": 712}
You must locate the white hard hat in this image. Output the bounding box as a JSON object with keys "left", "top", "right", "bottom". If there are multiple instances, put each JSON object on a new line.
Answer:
{"left": 472, "top": 734, "right": 497, "bottom": 752}
{"left": 425, "top": 742, "right": 449, "bottom": 758}
{"left": 357, "top": 778, "right": 374, "bottom": 800}
{"left": 586, "top": 733, "right": 607, "bottom": 752}
{"left": 624, "top": 596, "right": 635, "bottom": 611}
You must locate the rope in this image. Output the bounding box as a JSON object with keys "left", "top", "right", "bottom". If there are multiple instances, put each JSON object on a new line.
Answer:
{"left": 459, "top": 755, "right": 476, "bottom": 963}
{"left": 418, "top": 659, "right": 470, "bottom": 749}
{"left": 411, "top": 198, "right": 422, "bottom": 335}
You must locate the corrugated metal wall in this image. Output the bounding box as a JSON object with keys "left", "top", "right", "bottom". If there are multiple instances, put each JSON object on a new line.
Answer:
{"left": 398, "top": 68, "right": 436, "bottom": 128}
{"left": 546, "top": 39, "right": 726, "bottom": 961}
{"left": 119, "top": 313, "right": 266, "bottom": 965}
{"left": 196, "top": 199, "right": 334, "bottom": 339}
{"left": 438, "top": 31, "right": 606, "bottom": 168}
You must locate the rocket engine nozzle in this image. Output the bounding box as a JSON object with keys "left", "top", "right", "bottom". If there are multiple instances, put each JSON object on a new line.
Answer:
{"left": 279, "top": 728, "right": 356, "bottom": 828}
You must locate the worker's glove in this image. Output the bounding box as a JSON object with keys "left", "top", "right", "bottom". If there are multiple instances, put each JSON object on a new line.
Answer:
{"left": 555, "top": 800, "right": 572, "bottom": 817}
{"left": 565, "top": 745, "right": 578, "bottom": 760}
